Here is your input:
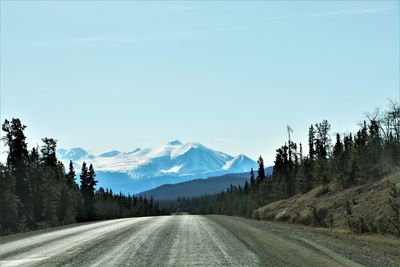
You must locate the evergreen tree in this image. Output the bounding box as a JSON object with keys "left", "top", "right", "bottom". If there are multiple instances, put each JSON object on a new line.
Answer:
{"left": 1, "top": 119, "right": 32, "bottom": 225}
{"left": 367, "top": 120, "right": 383, "bottom": 178}
{"left": 295, "top": 161, "right": 307, "bottom": 193}
{"left": 28, "top": 147, "right": 44, "bottom": 223}
{"left": 0, "top": 164, "right": 20, "bottom": 234}
{"left": 333, "top": 133, "right": 344, "bottom": 159}
{"left": 308, "top": 125, "right": 316, "bottom": 161}
{"left": 66, "top": 161, "right": 76, "bottom": 187}
{"left": 79, "top": 162, "right": 88, "bottom": 220}
{"left": 0, "top": 118, "right": 162, "bottom": 234}
{"left": 315, "top": 120, "right": 331, "bottom": 184}
{"left": 333, "top": 133, "right": 345, "bottom": 187}
{"left": 40, "top": 138, "right": 64, "bottom": 226}
{"left": 315, "top": 120, "right": 331, "bottom": 160}
{"left": 257, "top": 156, "right": 265, "bottom": 181}
{"left": 58, "top": 161, "right": 78, "bottom": 224}
{"left": 250, "top": 168, "right": 255, "bottom": 187}
{"left": 244, "top": 180, "right": 250, "bottom": 194}
{"left": 343, "top": 134, "right": 356, "bottom": 187}
{"left": 80, "top": 163, "right": 97, "bottom": 221}
{"left": 41, "top": 167, "right": 60, "bottom": 226}
{"left": 40, "top": 138, "right": 58, "bottom": 168}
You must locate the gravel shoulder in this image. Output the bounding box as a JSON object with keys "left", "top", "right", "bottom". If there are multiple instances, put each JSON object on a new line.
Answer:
{"left": 208, "top": 215, "right": 400, "bottom": 267}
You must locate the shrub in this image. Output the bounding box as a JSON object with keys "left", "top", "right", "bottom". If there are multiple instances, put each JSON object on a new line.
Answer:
{"left": 387, "top": 181, "right": 400, "bottom": 237}
{"left": 309, "top": 203, "right": 328, "bottom": 227}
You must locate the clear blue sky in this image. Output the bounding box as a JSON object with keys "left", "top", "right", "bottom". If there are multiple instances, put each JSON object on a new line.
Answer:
{"left": 1, "top": 1, "right": 399, "bottom": 164}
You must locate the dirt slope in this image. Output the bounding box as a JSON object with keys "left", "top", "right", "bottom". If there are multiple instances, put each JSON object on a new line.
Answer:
{"left": 253, "top": 172, "right": 400, "bottom": 234}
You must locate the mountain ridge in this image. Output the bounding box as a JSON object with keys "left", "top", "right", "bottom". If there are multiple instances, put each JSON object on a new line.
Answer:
{"left": 57, "top": 141, "right": 259, "bottom": 193}
{"left": 139, "top": 166, "right": 274, "bottom": 201}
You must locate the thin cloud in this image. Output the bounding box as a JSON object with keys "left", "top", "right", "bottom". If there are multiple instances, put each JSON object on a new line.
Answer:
{"left": 33, "top": 36, "right": 145, "bottom": 47}
{"left": 172, "top": 5, "right": 197, "bottom": 11}
{"left": 214, "top": 25, "right": 246, "bottom": 32}
{"left": 35, "top": 32, "right": 191, "bottom": 47}
{"left": 67, "top": 36, "right": 142, "bottom": 45}
{"left": 265, "top": 7, "right": 393, "bottom": 21}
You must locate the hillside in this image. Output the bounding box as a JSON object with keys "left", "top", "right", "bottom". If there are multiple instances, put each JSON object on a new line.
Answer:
{"left": 139, "top": 167, "right": 274, "bottom": 200}
{"left": 139, "top": 173, "right": 249, "bottom": 200}
{"left": 253, "top": 171, "right": 400, "bottom": 235}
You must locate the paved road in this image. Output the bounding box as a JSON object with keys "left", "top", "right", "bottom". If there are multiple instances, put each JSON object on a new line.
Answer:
{"left": 0, "top": 215, "right": 396, "bottom": 266}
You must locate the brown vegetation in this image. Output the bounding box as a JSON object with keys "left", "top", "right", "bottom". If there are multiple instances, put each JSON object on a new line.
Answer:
{"left": 253, "top": 171, "right": 400, "bottom": 236}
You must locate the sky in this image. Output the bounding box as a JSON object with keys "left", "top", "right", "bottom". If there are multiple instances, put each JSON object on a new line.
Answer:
{"left": 1, "top": 1, "right": 399, "bottom": 165}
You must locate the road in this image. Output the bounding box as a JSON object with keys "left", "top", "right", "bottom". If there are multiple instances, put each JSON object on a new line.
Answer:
{"left": 0, "top": 215, "right": 398, "bottom": 266}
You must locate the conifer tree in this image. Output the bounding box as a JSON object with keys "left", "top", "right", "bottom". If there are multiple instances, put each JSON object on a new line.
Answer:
{"left": 250, "top": 168, "right": 255, "bottom": 187}
{"left": 333, "top": 133, "right": 345, "bottom": 187}
{"left": 367, "top": 120, "right": 383, "bottom": 178}
{"left": 40, "top": 138, "right": 58, "bottom": 168}
{"left": 0, "top": 163, "right": 19, "bottom": 234}
{"left": 28, "top": 147, "right": 44, "bottom": 223}
{"left": 67, "top": 161, "right": 76, "bottom": 187}
{"left": 79, "top": 162, "right": 89, "bottom": 220}
{"left": 1, "top": 119, "right": 32, "bottom": 225}
{"left": 257, "top": 156, "right": 265, "bottom": 181}
{"left": 58, "top": 161, "right": 78, "bottom": 224}
{"left": 315, "top": 120, "right": 331, "bottom": 184}
{"left": 308, "top": 125, "right": 316, "bottom": 161}
{"left": 80, "top": 163, "right": 97, "bottom": 220}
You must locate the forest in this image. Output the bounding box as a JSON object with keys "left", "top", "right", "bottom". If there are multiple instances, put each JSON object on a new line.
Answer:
{"left": 175, "top": 101, "right": 400, "bottom": 235}
{"left": 0, "top": 120, "right": 162, "bottom": 235}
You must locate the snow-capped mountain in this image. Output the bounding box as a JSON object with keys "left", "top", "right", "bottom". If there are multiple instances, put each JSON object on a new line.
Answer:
{"left": 57, "top": 141, "right": 258, "bottom": 193}
{"left": 222, "top": 154, "right": 257, "bottom": 173}
{"left": 58, "top": 147, "right": 94, "bottom": 161}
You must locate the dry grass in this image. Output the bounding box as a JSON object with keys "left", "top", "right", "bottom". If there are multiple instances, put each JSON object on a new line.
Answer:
{"left": 253, "top": 171, "right": 400, "bottom": 235}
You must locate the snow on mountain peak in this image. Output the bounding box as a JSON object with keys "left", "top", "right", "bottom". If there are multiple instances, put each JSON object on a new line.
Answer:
{"left": 160, "top": 165, "right": 183, "bottom": 174}
{"left": 170, "top": 142, "right": 203, "bottom": 159}
{"left": 223, "top": 154, "right": 257, "bottom": 173}
{"left": 128, "top": 148, "right": 141, "bottom": 154}
{"left": 57, "top": 147, "right": 91, "bottom": 161}
{"left": 57, "top": 141, "right": 256, "bottom": 180}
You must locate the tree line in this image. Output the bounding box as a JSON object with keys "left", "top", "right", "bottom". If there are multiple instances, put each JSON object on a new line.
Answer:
{"left": 176, "top": 101, "right": 400, "bottom": 220}
{"left": 0, "top": 119, "right": 161, "bottom": 235}
{"left": 1, "top": 101, "right": 399, "bottom": 235}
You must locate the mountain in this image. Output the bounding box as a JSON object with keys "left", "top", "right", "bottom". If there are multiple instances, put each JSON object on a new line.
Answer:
{"left": 57, "top": 141, "right": 259, "bottom": 193}
{"left": 139, "top": 173, "right": 250, "bottom": 201}
{"left": 58, "top": 147, "right": 94, "bottom": 161}
{"left": 139, "top": 167, "right": 274, "bottom": 201}
{"left": 223, "top": 154, "right": 257, "bottom": 173}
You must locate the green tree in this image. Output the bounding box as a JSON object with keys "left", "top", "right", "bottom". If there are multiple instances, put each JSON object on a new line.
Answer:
{"left": 0, "top": 164, "right": 20, "bottom": 234}
{"left": 250, "top": 168, "right": 255, "bottom": 187}
{"left": 40, "top": 138, "right": 58, "bottom": 168}
{"left": 315, "top": 120, "right": 331, "bottom": 184}
{"left": 257, "top": 156, "right": 265, "bottom": 182}
{"left": 333, "top": 133, "right": 345, "bottom": 188}
{"left": 80, "top": 163, "right": 97, "bottom": 221}
{"left": 2, "top": 119, "right": 32, "bottom": 225}
{"left": 308, "top": 125, "right": 316, "bottom": 161}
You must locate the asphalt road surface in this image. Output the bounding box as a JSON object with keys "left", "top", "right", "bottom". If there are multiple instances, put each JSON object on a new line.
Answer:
{"left": 0, "top": 215, "right": 397, "bottom": 266}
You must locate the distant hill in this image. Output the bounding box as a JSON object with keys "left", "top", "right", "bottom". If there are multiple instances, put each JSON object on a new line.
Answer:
{"left": 139, "top": 166, "right": 273, "bottom": 201}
